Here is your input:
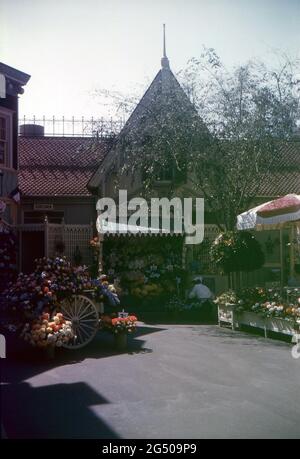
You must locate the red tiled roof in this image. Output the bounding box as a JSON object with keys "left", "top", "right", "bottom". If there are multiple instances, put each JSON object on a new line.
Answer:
{"left": 18, "top": 135, "right": 300, "bottom": 198}
{"left": 255, "top": 171, "right": 300, "bottom": 197}
{"left": 254, "top": 140, "right": 300, "bottom": 196}
{"left": 277, "top": 139, "right": 300, "bottom": 168}
{"left": 18, "top": 136, "right": 110, "bottom": 197}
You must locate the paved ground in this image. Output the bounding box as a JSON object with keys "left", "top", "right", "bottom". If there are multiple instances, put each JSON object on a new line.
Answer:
{"left": 1, "top": 324, "right": 300, "bottom": 439}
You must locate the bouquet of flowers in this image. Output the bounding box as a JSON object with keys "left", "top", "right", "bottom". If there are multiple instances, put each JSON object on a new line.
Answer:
{"left": 215, "top": 290, "right": 238, "bottom": 306}
{"left": 20, "top": 312, "right": 74, "bottom": 348}
{"left": 252, "top": 301, "right": 300, "bottom": 321}
{"left": 93, "top": 275, "right": 120, "bottom": 307}
{"left": 215, "top": 288, "right": 300, "bottom": 323}
{"left": 3, "top": 257, "right": 93, "bottom": 323}
{"left": 100, "top": 314, "right": 138, "bottom": 334}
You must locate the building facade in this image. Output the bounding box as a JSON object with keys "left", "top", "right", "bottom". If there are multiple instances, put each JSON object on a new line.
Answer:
{"left": 17, "top": 129, "right": 110, "bottom": 272}
{"left": 0, "top": 62, "right": 30, "bottom": 224}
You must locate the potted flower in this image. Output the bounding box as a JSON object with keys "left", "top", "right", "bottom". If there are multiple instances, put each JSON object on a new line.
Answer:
{"left": 99, "top": 312, "right": 137, "bottom": 350}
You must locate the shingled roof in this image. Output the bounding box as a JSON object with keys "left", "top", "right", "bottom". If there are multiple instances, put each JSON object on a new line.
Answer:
{"left": 18, "top": 136, "right": 110, "bottom": 197}
{"left": 253, "top": 139, "right": 300, "bottom": 197}
{"left": 87, "top": 62, "right": 207, "bottom": 191}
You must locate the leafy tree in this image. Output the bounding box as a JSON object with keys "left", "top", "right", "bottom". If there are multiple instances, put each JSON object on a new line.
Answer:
{"left": 95, "top": 49, "right": 300, "bottom": 230}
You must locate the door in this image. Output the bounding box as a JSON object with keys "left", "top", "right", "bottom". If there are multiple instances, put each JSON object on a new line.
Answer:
{"left": 21, "top": 231, "right": 45, "bottom": 273}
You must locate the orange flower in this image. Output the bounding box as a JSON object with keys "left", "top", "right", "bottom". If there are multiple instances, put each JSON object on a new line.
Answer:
{"left": 129, "top": 315, "right": 137, "bottom": 322}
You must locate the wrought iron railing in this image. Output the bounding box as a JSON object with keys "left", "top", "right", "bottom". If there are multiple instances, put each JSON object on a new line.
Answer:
{"left": 19, "top": 115, "right": 124, "bottom": 138}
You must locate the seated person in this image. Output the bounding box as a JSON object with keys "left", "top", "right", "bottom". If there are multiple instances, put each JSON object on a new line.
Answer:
{"left": 188, "top": 276, "right": 214, "bottom": 301}
{"left": 188, "top": 276, "right": 216, "bottom": 322}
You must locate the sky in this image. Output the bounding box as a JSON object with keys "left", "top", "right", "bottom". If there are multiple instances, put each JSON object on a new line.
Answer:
{"left": 1, "top": 0, "right": 300, "bottom": 120}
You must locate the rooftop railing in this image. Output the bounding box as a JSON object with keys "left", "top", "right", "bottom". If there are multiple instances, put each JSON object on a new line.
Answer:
{"left": 19, "top": 115, "right": 125, "bottom": 138}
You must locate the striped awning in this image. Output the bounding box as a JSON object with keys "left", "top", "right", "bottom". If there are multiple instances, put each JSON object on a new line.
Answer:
{"left": 96, "top": 216, "right": 180, "bottom": 237}
{"left": 237, "top": 194, "right": 300, "bottom": 230}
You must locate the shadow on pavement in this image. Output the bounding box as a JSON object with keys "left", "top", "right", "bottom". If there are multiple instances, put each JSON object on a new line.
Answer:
{"left": 1, "top": 325, "right": 166, "bottom": 384}
{"left": 1, "top": 381, "right": 119, "bottom": 439}
{"left": 0, "top": 324, "right": 168, "bottom": 438}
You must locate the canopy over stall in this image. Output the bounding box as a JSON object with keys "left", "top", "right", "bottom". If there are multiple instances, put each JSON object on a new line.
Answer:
{"left": 95, "top": 212, "right": 183, "bottom": 274}
{"left": 237, "top": 194, "right": 300, "bottom": 230}
{"left": 237, "top": 194, "right": 300, "bottom": 287}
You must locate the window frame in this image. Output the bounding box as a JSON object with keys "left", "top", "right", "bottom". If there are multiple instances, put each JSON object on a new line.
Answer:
{"left": 0, "top": 108, "right": 13, "bottom": 169}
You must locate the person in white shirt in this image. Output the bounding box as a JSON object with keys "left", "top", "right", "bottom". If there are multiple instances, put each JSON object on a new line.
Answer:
{"left": 188, "top": 276, "right": 214, "bottom": 301}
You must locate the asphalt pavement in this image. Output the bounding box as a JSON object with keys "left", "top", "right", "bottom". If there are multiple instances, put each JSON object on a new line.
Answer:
{"left": 1, "top": 324, "right": 300, "bottom": 439}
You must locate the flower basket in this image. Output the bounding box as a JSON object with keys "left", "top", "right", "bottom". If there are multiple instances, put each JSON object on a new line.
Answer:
{"left": 20, "top": 312, "right": 74, "bottom": 349}
{"left": 100, "top": 312, "right": 137, "bottom": 351}
{"left": 114, "top": 332, "right": 128, "bottom": 351}
{"left": 100, "top": 313, "right": 138, "bottom": 337}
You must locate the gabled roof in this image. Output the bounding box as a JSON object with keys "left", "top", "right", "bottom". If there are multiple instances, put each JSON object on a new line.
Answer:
{"left": 18, "top": 136, "right": 110, "bottom": 197}
{"left": 0, "top": 62, "right": 30, "bottom": 85}
{"left": 88, "top": 65, "right": 205, "bottom": 191}
{"left": 0, "top": 62, "right": 30, "bottom": 95}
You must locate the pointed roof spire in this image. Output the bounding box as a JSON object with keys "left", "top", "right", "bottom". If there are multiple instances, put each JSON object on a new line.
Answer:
{"left": 161, "top": 23, "right": 170, "bottom": 70}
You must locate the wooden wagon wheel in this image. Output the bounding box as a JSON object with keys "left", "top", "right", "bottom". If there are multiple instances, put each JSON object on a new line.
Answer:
{"left": 60, "top": 295, "right": 99, "bottom": 349}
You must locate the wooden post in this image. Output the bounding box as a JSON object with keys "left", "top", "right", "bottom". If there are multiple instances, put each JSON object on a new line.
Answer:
{"left": 98, "top": 232, "right": 104, "bottom": 275}
{"left": 280, "top": 226, "right": 284, "bottom": 291}
{"left": 44, "top": 216, "right": 49, "bottom": 258}
{"left": 61, "top": 217, "right": 65, "bottom": 251}
{"left": 290, "top": 225, "right": 295, "bottom": 280}
{"left": 18, "top": 226, "right": 22, "bottom": 272}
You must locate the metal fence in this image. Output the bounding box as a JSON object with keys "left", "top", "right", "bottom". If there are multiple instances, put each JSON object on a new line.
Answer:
{"left": 19, "top": 116, "right": 125, "bottom": 138}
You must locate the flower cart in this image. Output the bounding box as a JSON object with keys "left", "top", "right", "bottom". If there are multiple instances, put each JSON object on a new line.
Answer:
{"left": 59, "top": 292, "right": 102, "bottom": 349}
{"left": 1, "top": 256, "right": 136, "bottom": 355}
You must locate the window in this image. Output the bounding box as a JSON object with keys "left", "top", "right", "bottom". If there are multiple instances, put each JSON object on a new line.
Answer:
{"left": 0, "top": 116, "right": 7, "bottom": 165}
{"left": 0, "top": 110, "right": 12, "bottom": 168}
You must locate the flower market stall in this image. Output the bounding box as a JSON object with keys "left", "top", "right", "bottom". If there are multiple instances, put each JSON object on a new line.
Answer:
{"left": 1, "top": 256, "right": 138, "bottom": 356}
{"left": 216, "top": 195, "right": 300, "bottom": 340}
{"left": 97, "top": 234, "right": 186, "bottom": 307}
{"left": 237, "top": 194, "right": 300, "bottom": 288}
{"left": 216, "top": 287, "right": 300, "bottom": 338}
